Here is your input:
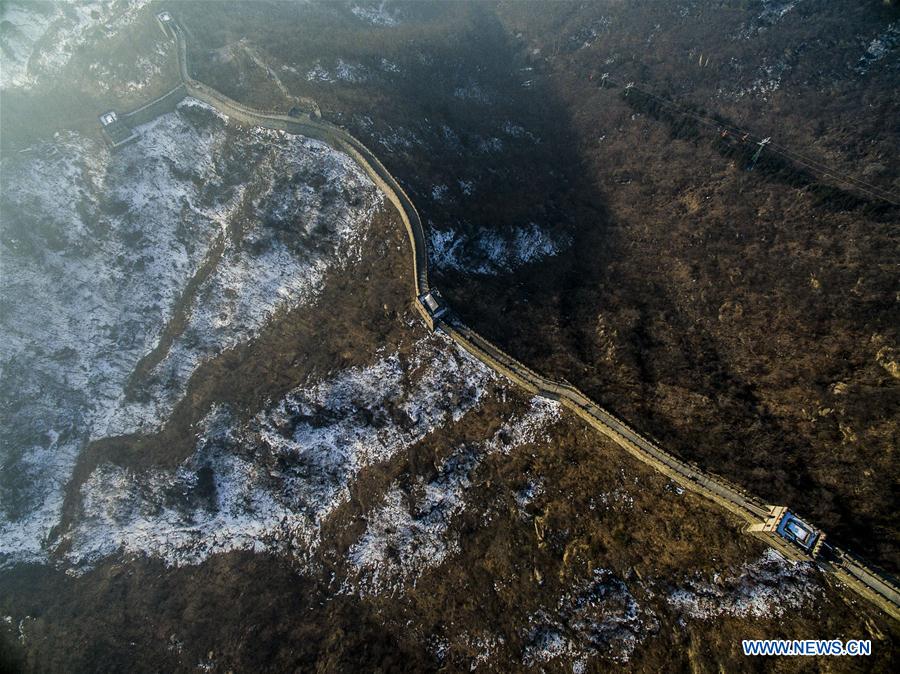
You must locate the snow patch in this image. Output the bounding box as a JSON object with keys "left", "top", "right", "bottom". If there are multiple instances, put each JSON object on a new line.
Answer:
{"left": 431, "top": 184, "right": 449, "bottom": 201}
{"left": 307, "top": 59, "right": 368, "bottom": 84}
{"left": 376, "top": 125, "right": 421, "bottom": 152}
{"left": 351, "top": 2, "right": 400, "bottom": 27}
{"left": 758, "top": 0, "right": 799, "bottom": 24}
{"left": 64, "top": 335, "right": 500, "bottom": 569}
{"left": 856, "top": 23, "right": 899, "bottom": 75}
{"left": 477, "top": 137, "right": 504, "bottom": 153}
{"left": 346, "top": 398, "right": 560, "bottom": 594}
{"left": 430, "top": 223, "right": 565, "bottom": 275}
{"left": 462, "top": 631, "right": 505, "bottom": 670}
{"left": 667, "top": 548, "right": 819, "bottom": 619}
{"left": 453, "top": 81, "right": 493, "bottom": 105}
{"left": 515, "top": 480, "right": 544, "bottom": 517}
{"left": 737, "top": 1, "right": 803, "bottom": 39}
{"left": 523, "top": 569, "right": 655, "bottom": 666}
{"left": 500, "top": 120, "right": 538, "bottom": 142}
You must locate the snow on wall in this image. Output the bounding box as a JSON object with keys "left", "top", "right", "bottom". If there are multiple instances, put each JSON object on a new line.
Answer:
{"left": 346, "top": 397, "right": 561, "bottom": 595}
{"left": 65, "top": 334, "right": 500, "bottom": 569}
{"left": 0, "top": 99, "right": 382, "bottom": 567}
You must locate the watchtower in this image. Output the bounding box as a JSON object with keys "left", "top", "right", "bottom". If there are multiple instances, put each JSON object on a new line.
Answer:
{"left": 416, "top": 290, "right": 448, "bottom": 331}
{"left": 98, "top": 111, "right": 139, "bottom": 149}
{"left": 749, "top": 506, "right": 826, "bottom": 558}
{"left": 156, "top": 10, "right": 174, "bottom": 39}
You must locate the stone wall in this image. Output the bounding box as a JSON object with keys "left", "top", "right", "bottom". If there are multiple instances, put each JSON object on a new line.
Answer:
{"left": 121, "top": 83, "right": 187, "bottom": 127}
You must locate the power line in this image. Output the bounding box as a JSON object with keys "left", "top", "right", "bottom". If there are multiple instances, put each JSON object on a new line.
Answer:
{"left": 598, "top": 74, "right": 899, "bottom": 206}
{"left": 618, "top": 79, "right": 899, "bottom": 205}
{"left": 620, "top": 80, "right": 897, "bottom": 203}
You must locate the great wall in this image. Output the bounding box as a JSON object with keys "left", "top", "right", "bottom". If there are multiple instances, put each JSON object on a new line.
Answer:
{"left": 95, "top": 10, "right": 900, "bottom": 623}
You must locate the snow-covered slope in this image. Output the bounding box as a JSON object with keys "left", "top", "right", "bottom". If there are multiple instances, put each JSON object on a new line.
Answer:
{"left": 0, "top": 0, "right": 155, "bottom": 90}
{"left": 65, "top": 333, "right": 499, "bottom": 570}
{"left": 0, "top": 98, "right": 382, "bottom": 566}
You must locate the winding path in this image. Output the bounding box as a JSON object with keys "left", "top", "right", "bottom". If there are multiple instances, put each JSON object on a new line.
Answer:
{"left": 126, "top": 13, "right": 899, "bottom": 622}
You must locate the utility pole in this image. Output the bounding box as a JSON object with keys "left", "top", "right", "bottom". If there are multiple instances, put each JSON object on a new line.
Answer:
{"left": 749, "top": 137, "right": 771, "bottom": 170}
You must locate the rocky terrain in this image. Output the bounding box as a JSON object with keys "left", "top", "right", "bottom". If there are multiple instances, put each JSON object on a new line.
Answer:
{"left": 0, "top": 1, "right": 898, "bottom": 672}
